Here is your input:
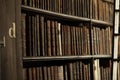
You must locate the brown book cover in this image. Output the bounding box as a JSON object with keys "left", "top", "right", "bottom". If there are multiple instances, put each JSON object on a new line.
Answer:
{"left": 36, "top": 15, "right": 41, "bottom": 56}
{"left": 79, "top": 26, "right": 82, "bottom": 55}
{"left": 108, "top": 27, "right": 111, "bottom": 55}
{"left": 55, "top": 21, "right": 60, "bottom": 56}
{"left": 28, "top": 67, "right": 32, "bottom": 80}
{"left": 54, "top": 66, "right": 58, "bottom": 80}
{"left": 87, "top": 26, "right": 90, "bottom": 55}
{"left": 43, "top": 66, "right": 48, "bottom": 80}
{"left": 91, "top": 27, "right": 94, "bottom": 55}
{"left": 31, "top": 15, "right": 35, "bottom": 56}
{"left": 32, "top": 67, "right": 37, "bottom": 80}
{"left": 94, "top": 0, "right": 98, "bottom": 19}
{"left": 34, "top": 15, "right": 38, "bottom": 56}
{"left": 21, "top": 13, "right": 26, "bottom": 57}
{"left": 90, "top": 0, "right": 93, "bottom": 18}
{"left": 79, "top": 61, "right": 83, "bottom": 80}
{"left": 39, "top": 67, "right": 43, "bottom": 80}
{"left": 47, "top": 66, "right": 51, "bottom": 80}
{"left": 36, "top": 67, "right": 40, "bottom": 80}
{"left": 40, "top": 16, "right": 45, "bottom": 56}
{"left": 50, "top": 66, "right": 54, "bottom": 80}
{"left": 63, "top": 25, "right": 67, "bottom": 55}
{"left": 93, "top": 27, "right": 97, "bottom": 55}
{"left": 76, "top": 61, "right": 80, "bottom": 80}
{"left": 68, "top": 25, "right": 71, "bottom": 55}
{"left": 73, "top": 62, "right": 77, "bottom": 80}
{"left": 28, "top": 14, "right": 32, "bottom": 56}
{"left": 103, "top": 1, "right": 105, "bottom": 21}
{"left": 76, "top": 26, "right": 79, "bottom": 55}
{"left": 64, "top": 64, "right": 68, "bottom": 80}
{"left": 47, "top": 20, "right": 52, "bottom": 56}
{"left": 23, "top": 68, "right": 27, "bottom": 80}
{"left": 68, "top": 63, "right": 73, "bottom": 80}
{"left": 51, "top": 21, "right": 56, "bottom": 56}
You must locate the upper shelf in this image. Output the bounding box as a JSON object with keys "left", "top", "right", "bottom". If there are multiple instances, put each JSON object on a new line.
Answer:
{"left": 21, "top": 5, "right": 113, "bottom": 27}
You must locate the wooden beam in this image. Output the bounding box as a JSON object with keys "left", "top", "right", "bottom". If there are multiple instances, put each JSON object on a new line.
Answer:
{"left": 112, "top": 0, "right": 120, "bottom": 80}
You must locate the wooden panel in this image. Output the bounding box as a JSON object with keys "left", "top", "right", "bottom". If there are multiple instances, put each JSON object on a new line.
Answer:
{"left": 15, "top": 0, "right": 23, "bottom": 80}
{"left": 0, "top": 0, "right": 19, "bottom": 80}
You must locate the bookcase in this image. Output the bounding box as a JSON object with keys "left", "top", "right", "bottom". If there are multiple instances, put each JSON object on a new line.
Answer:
{"left": 0, "top": 0, "right": 118, "bottom": 80}
{"left": 20, "top": 0, "right": 114, "bottom": 80}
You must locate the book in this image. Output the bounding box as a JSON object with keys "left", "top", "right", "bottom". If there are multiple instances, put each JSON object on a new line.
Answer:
{"left": 21, "top": 13, "right": 26, "bottom": 57}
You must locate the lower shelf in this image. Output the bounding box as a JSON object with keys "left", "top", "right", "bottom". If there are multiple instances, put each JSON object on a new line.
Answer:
{"left": 23, "top": 55, "right": 112, "bottom": 62}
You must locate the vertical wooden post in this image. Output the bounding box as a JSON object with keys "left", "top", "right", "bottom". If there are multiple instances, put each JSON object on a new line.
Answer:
{"left": 112, "top": 0, "right": 120, "bottom": 80}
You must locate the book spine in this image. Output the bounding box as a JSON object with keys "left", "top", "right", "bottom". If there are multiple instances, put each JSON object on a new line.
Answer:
{"left": 21, "top": 13, "right": 27, "bottom": 57}
{"left": 47, "top": 20, "right": 51, "bottom": 56}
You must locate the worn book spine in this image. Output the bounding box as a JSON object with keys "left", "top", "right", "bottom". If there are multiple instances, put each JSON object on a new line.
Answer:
{"left": 47, "top": 20, "right": 51, "bottom": 56}
{"left": 21, "top": 13, "right": 26, "bottom": 57}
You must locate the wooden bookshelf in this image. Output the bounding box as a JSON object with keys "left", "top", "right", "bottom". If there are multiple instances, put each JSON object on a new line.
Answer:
{"left": 20, "top": 0, "right": 114, "bottom": 80}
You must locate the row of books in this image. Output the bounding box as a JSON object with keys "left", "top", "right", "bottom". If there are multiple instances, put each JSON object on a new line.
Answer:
{"left": 21, "top": 0, "right": 113, "bottom": 23}
{"left": 23, "top": 60, "right": 112, "bottom": 80}
{"left": 23, "top": 61, "right": 91, "bottom": 80}
{"left": 91, "top": 27, "right": 112, "bottom": 55}
{"left": 99, "top": 60, "right": 112, "bottom": 80}
{"left": 21, "top": 13, "right": 113, "bottom": 57}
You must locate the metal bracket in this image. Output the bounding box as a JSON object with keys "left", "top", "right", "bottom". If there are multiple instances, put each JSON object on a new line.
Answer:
{"left": 0, "top": 36, "right": 6, "bottom": 47}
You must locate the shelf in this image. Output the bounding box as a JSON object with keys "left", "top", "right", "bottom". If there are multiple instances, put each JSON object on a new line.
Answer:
{"left": 23, "top": 55, "right": 112, "bottom": 62}
{"left": 21, "top": 5, "right": 113, "bottom": 27}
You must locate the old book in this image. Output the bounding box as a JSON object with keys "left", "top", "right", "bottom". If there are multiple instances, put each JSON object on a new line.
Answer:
{"left": 36, "top": 67, "right": 40, "bottom": 80}
{"left": 61, "top": 24, "right": 64, "bottom": 56}
{"left": 68, "top": 63, "right": 73, "bottom": 80}
{"left": 86, "top": 26, "right": 90, "bottom": 55}
{"left": 68, "top": 25, "right": 71, "bottom": 55}
{"left": 21, "top": 13, "right": 26, "bottom": 57}
{"left": 47, "top": 20, "right": 51, "bottom": 56}
{"left": 50, "top": 66, "right": 54, "bottom": 80}
{"left": 36, "top": 15, "right": 40, "bottom": 56}
{"left": 47, "top": 66, "right": 51, "bottom": 80}
{"left": 40, "top": 16, "right": 45, "bottom": 56}
{"left": 54, "top": 66, "right": 58, "bottom": 80}
{"left": 23, "top": 68, "right": 27, "bottom": 80}
{"left": 108, "top": 27, "right": 112, "bottom": 55}
{"left": 76, "top": 61, "right": 80, "bottom": 80}
{"left": 64, "top": 25, "right": 68, "bottom": 55}
{"left": 73, "top": 62, "right": 77, "bottom": 80}
{"left": 79, "top": 61, "right": 83, "bottom": 80}
{"left": 28, "top": 67, "right": 32, "bottom": 80}
{"left": 27, "top": 14, "right": 33, "bottom": 56}
{"left": 55, "top": 21, "right": 60, "bottom": 56}
{"left": 31, "top": 15, "right": 35, "bottom": 56}
{"left": 79, "top": 26, "right": 82, "bottom": 55}
{"left": 32, "top": 67, "right": 37, "bottom": 80}
{"left": 91, "top": 27, "right": 94, "bottom": 55}
{"left": 34, "top": 15, "right": 38, "bottom": 56}
{"left": 39, "top": 67, "right": 43, "bottom": 80}
{"left": 90, "top": 0, "right": 93, "bottom": 18}
{"left": 51, "top": 21, "right": 56, "bottom": 56}
{"left": 43, "top": 66, "right": 48, "bottom": 80}
{"left": 76, "top": 26, "right": 79, "bottom": 55}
